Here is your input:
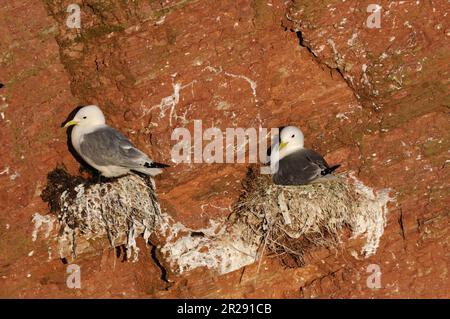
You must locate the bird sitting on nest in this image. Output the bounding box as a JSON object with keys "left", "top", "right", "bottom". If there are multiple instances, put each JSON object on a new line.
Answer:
{"left": 270, "top": 126, "right": 340, "bottom": 185}
{"left": 63, "top": 105, "right": 169, "bottom": 178}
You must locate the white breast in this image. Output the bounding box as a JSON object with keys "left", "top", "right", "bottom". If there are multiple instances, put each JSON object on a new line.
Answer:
{"left": 70, "top": 125, "right": 83, "bottom": 154}
{"left": 70, "top": 124, "right": 103, "bottom": 165}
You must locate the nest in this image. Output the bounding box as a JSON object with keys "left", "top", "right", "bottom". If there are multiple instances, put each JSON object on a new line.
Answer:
{"left": 230, "top": 167, "right": 390, "bottom": 267}
{"left": 41, "top": 168, "right": 160, "bottom": 261}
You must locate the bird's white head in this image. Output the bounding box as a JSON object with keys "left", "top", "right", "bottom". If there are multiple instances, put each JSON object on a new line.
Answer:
{"left": 64, "top": 105, "right": 106, "bottom": 128}
{"left": 279, "top": 126, "right": 304, "bottom": 154}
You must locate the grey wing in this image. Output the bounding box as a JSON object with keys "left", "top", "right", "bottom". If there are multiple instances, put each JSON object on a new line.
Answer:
{"left": 302, "top": 148, "right": 330, "bottom": 171}
{"left": 79, "top": 126, "right": 151, "bottom": 168}
{"left": 273, "top": 149, "right": 328, "bottom": 185}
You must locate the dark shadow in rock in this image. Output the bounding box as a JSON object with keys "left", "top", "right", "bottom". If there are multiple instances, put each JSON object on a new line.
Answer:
{"left": 150, "top": 243, "right": 170, "bottom": 283}
{"left": 265, "top": 126, "right": 285, "bottom": 160}
{"left": 41, "top": 165, "right": 91, "bottom": 215}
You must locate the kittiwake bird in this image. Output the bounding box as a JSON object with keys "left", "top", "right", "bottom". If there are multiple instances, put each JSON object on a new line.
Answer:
{"left": 271, "top": 126, "right": 340, "bottom": 185}
{"left": 64, "top": 105, "right": 169, "bottom": 178}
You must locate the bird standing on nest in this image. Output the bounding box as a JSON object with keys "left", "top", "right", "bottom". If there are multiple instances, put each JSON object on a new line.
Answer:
{"left": 64, "top": 105, "right": 169, "bottom": 178}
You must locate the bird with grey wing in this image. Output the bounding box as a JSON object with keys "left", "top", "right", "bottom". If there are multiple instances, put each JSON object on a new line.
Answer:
{"left": 270, "top": 126, "right": 340, "bottom": 185}
{"left": 64, "top": 105, "right": 169, "bottom": 178}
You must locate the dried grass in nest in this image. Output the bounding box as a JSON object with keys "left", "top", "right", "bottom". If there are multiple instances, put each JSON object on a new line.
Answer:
{"left": 41, "top": 167, "right": 161, "bottom": 261}
{"left": 230, "top": 167, "right": 389, "bottom": 267}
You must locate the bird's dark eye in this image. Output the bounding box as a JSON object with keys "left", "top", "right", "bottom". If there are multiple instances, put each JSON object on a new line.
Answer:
{"left": 83, "top": 116, "right": 87, "bottom": 119}
{"left": 291, "top": 134, "right": 295, "bottom": 138}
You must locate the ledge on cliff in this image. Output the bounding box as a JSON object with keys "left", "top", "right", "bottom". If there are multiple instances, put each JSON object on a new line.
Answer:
{"left": 37, "top": 163, "right": 391, "bottom": 280}
{"left": 41, "top": 168, "right": 160, "bottom": 262}
{"left": 231, "top": 167, "right": 392, "bottom": 267}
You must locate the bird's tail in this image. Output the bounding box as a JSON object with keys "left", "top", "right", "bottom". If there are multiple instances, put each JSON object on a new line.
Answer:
{"left": 322, "top": 164, "right": 341, "bottom": 175}
{"left": 145, "top": 161, "right": 170, "bottom": 169}
{"left": 136, "top": 161, "right": 170, "bottom": 176}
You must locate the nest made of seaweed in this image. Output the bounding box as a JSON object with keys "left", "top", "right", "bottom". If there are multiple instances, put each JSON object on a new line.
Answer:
{"left": 230, "top": 167, "right": 388, "bottom": 267}
{"left": 41, "top": 167, "right": 161, "bottom": 260}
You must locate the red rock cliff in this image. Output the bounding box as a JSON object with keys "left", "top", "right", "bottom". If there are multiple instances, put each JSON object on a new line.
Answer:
{"left": 0, "top": 0, "right": 448, "bottom": 298}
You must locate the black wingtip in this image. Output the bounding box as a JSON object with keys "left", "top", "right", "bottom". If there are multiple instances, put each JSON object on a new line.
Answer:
{"left": 329, "top": 164, "right": 341, "bottom": 171}
{"left": 144, "top": 162, "right": 170, "bottom": 169}
{"left": 323, "top": 164, "right": 341, "bottom": 175}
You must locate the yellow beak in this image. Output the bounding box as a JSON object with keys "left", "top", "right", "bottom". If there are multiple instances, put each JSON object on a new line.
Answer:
{"left": 279, "top": 141, "right": 288, "bottom": 150}
{"left": 63, "top": 120, "right": 78, "bottom": 128}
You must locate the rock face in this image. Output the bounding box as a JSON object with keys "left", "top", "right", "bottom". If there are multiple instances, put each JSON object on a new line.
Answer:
{"left": 0, "top": 0, "right": 448, "bottom": 298}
